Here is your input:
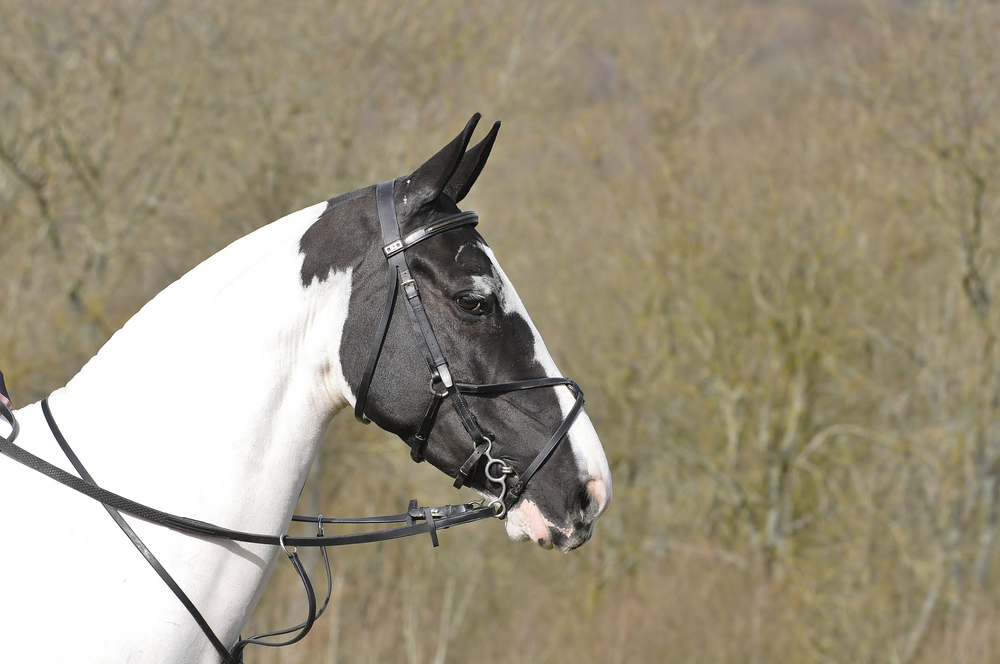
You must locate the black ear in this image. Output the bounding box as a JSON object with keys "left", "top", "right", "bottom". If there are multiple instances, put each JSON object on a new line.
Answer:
{"left": 443, "top": 120, "right": 500, "bottom": 203}
{"left": 404, "top": 114, "right": 481, "bottom": 210}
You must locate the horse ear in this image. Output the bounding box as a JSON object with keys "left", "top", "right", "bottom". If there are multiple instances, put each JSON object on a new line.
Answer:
{"left": 443, "top": 120, "right": 500, "bottom": 203}
{"left": 405, "top": 114, "right": 481, "bottom": 208}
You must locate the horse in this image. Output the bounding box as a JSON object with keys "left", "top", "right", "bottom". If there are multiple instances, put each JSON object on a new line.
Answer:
{"left": 0, "top": 114, "right": 612, "bottom": 662}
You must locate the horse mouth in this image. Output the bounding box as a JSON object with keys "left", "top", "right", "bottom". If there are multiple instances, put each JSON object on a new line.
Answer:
{"left": 504, "top": 498, "right": 594, "bottom": 552}
{"left": 549, "top": 527, "right": 593, "bottom": 552}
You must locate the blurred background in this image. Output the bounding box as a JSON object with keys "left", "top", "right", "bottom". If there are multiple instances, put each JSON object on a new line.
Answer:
{"left": 2, "top": 0, "right": 1000, "bottom": 662}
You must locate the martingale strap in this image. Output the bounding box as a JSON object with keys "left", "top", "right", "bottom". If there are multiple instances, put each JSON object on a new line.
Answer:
{"left": 41, "top": 399, "right": 241, "bottom": 664}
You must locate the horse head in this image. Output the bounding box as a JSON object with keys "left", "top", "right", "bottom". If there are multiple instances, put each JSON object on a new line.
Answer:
{"left": 301, "top": 115, "right": 612, "bottom": 551}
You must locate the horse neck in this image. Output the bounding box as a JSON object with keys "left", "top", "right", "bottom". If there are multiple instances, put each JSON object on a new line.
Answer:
{"left": 46, "top": 201, "right": 353, "bottom": 531}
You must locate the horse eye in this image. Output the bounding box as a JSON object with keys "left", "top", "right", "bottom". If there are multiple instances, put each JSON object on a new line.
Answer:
{"left": 457, "top": 294, "right": 484, "bottom": 314}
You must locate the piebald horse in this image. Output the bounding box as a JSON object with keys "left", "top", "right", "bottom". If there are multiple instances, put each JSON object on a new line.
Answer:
{"left": 0, "top": 115, "right": 611, "bottom": 662}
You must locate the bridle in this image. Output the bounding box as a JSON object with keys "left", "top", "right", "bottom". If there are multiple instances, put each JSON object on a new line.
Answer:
{"left": 0, "top": 181, "right": 586, "bottom": 662}
{"left": 354, "top": 179, "right": 586, "bottom": 517}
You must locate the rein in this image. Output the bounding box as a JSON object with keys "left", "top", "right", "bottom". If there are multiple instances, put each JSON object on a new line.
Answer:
{"left": 0, "top": 396, "right": 492, "bottom": 663}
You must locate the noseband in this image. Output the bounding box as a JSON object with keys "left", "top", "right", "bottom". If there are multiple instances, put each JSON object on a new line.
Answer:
{"left": 354, "top": 180, "right": 585, "bottom": 516}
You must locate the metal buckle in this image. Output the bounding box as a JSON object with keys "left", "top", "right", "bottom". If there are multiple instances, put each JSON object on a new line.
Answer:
{"left": 383, "top": 240, "right": 404, "bottom": 256}
{"left": 435, "top": 364, "right": 453, "bottom": 389}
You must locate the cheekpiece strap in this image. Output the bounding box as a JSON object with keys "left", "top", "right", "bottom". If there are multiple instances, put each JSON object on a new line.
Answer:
{"left": 359, "top": 180, "right": 492, "bottom": 465}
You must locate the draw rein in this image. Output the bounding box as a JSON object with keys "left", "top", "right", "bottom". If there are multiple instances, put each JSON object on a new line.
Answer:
{"left": 0, "top": 179, "right": 583, "bottom": 663}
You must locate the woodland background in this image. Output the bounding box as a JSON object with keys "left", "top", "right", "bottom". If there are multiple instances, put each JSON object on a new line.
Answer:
{"left": 2, "top": 1, "right": 1000, "bottom": 662}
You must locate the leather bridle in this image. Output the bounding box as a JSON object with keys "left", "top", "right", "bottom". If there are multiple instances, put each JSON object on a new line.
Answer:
{"left": 354, "top": 179, "right": 585, "bottom": 516}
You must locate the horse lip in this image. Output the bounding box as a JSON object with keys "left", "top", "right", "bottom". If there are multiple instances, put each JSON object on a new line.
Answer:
{"left": 504, "top": 497, "right": 553, "bottom": 546}
{"left": 503, "top": 497, "right": 595, "bottom": 551}
{"left": 550, "top": 524, "right": 593, "bottom": 552}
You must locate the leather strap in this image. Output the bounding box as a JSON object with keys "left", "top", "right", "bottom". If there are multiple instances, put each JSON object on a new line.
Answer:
{"left": 386, "top": 211, "right": 478, "bottom": 256}
{"left": 454, "top": 442, "right": 490, "bottom": 489}
{"left": 235, "top": 523, "right": 334, "bottom": 659}
{"left": 411, "top": 392, "right": 445, "bottom": 462}
{"left": 0, "top": 392, "right": 20, "bottom": 445}
{"left": 354, "top": 182, "right": 478, "bottom": 427}
{"left": 455, "top": 376, "right": 577, "bottom": 395}
{"left": 0, "top": 401, "right": 494, "bottom": 548}
{"left": 40, "top": 399, "right": 240, "bottom": 664}
{"left": 507, "top": 383, "right": 585, "bottom": 501}
{"left": 230, "top": 538, "right": 318, "bottom": 660}
{"left": 358, "top": 180, "right": 493, "bottom": 465}
{"left": 354, "top": 264, "right": 399, "bottom": 424}
{"left": 290, "top": 501, "right": 473, "bottom": 526}
{"left": 455, "top": 379, "right": 586, "bottom": 503}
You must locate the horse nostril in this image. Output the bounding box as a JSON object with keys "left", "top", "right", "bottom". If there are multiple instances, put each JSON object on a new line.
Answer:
{"left": 572, "top": 484, "right": 601, "bottom": 532}
{"left": 584, "top": 476, "right": 611, "bottom": 515}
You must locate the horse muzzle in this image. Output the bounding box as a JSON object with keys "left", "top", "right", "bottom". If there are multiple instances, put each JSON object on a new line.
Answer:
{"left": 504, "top": 475, "right": 611, "bottom": 551}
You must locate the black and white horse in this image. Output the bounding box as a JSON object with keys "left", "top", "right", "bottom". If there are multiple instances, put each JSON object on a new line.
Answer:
{"left": 0, "top": 115, "right": 611, "bottom": 662}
